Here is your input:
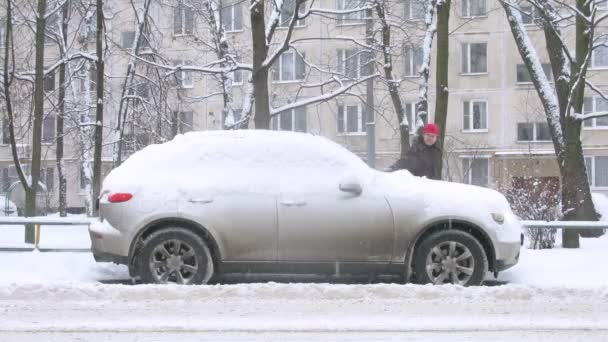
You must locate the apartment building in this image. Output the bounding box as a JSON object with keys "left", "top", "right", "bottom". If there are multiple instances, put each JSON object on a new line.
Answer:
{"left": 0, "top": 0, "right": 607, "bottom": 212}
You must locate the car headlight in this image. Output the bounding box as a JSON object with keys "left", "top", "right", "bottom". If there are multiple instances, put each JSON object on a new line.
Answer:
{"left": 492, "top": 213, "right": 505, "bottom": 224}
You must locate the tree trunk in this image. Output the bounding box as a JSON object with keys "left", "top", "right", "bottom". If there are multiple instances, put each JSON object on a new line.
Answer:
{"left": 561, "top": 0, "right": 600, "bottom": 244}
{"left": 56, "top": 0, "right": 69, "bottom": 217}
{"left": 92, "top": 0, "right": 105, "bottom": 216}
{"left": 375, "top": 0, "right": 409, "bottom": 158}
{"left": 26, "top": 0, "right": 48, "bottom": 241}
{"left": 434, "top": 0, "right": 450, "bottom": 176}
{"left": 250, "top": 0, "right": 270, "bottom": 129}
{"left": 416, "top": 0, "right": 437, "bottom": 129}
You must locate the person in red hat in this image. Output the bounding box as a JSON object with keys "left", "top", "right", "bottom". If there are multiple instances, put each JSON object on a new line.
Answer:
{"left": 388, "top": 123, "right": 441, "bottom": 180}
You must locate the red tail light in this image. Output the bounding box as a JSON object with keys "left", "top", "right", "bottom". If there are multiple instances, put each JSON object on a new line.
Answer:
{"left": 108, "top": 193, "right": 133, "bottom": 203}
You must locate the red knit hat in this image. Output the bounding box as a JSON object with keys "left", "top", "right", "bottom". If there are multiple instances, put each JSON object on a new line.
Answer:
{"left": 423, "top": 123, "right": 439, "bottom": 136}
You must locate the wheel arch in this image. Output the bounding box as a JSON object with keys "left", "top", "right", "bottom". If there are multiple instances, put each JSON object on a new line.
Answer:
{"left": 128, "top": 218, "right": 222, "bottom": 276}
{"left": 404, "top": 219, "right": 496, "bottom": 282}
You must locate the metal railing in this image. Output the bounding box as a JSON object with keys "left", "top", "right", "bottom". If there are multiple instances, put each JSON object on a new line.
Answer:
{"left": 522, "top": 220, "right": 608, "bottom": 230}
{"left": 0, "top": 216, "right": 91, "bottom": 252}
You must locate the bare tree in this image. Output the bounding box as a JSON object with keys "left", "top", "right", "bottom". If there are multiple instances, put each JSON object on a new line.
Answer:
{"left": 499, "top": 0, "right": 608, "bottom": 247}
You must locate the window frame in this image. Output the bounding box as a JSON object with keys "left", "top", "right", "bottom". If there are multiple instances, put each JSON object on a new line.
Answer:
{"left": 172, "top": 59, "right": 194, "bottom": 89}
{"left": 461, "top": 42, "right": 488, "bottom": 75}
{"left": 42, "top": 114, "right": 55, "bottom": 145}
{"left": 404, "top": 45, "right": 423, "bottom": 77}
{"left": 591, "top": 40, "right": 608, "bottom": 69}
{"left": 173, "top": 3, "right": 194, "bottom": 36}
{"left": 517, "top": 122, "right": 552, "bottom": 142}
{"left": 516, "top": 63, "right": 553, "bottom": 84}
{"left": 337, "top": 104, "right": 367, "bottom": 135}
{"left": 461, "top": 156, "right": 490, "bottom": 187}
{"left": 336, "top": 0, "right": 372, "bottom": 26}
{"left": 583, "top": 96, "right": 608, "bottom": 129}
{"left": 278, "top": 0, "right": 306, "bottom": 28}
{"left": 404, "top": 102, "right": 427, "bottom": 133}
{"left": 462, "top": 99, "right": 489, "bottom": 132}
{"left": 461, "top": 0, "right": 487, "bottom": 18}
{"left": 404, "top": 0, "right": 426, "bottom": 21}
{"left": 221, "top": 0, "right": 243, "bottom": 32}
{"left": 272, "top": 50, "right": 306, "bottom": 82}
{"left": 272, "top": 107, "right": 307, "bottom": 132}
{"left": 585, "top": 155, "right": 608, "bottom": 189}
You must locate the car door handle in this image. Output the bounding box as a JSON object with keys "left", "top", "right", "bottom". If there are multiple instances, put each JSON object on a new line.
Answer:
{"left": 280, "top": 200, "right": 307, "bottom": 207}
{"left": 189, "top": 198, "right": 214, "bottom": 204}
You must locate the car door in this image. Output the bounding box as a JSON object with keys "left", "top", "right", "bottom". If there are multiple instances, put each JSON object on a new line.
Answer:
{"left": 180, "top": 186, "right": 278, "bottom": 262}
{"left": 277, "top": 174, "right": 394, "bottom": 263}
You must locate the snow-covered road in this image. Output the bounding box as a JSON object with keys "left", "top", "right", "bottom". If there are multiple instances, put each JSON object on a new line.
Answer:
{"left": 2, "top": 222, "right": 608, "bottom": 340}
{"left": 1, "top": 283, "right": 607, "bottom": 341}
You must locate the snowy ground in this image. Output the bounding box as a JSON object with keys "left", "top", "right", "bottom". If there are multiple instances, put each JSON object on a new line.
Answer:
{"left": 1, "top": 223, "right": 608, "bottom": 341}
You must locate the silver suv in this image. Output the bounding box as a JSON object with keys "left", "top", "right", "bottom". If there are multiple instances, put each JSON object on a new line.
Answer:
{"left": 90, "top": 130, "right": 522, "bottom": 285}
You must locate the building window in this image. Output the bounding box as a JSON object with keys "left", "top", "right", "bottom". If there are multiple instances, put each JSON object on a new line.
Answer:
{"left": 592, "top": 39, "right": 608, "bottom": 69}
{"left": 176, "top": 111, "right": 193, "bottom": 133}
{"left": 45, "top": 13, "right": 59, "bottom": 44}
{"left": 517, "top": 122, "right": 551, "bottom": 141}
{"left": 43, "top": 70, "right": 55, "bottom": 92}
{"left": 2, "top": 117, "right": 9, "bottom": 145}
{"left": 272, "top": 107, "right": 307, "bottom": 132}
{"left": 80, "top": 164, "right": 91, "bottom": 190}
{"left": 41, "top": 167, "right": 54, "bottom": 192}
{"left": 42, "top": 114, "right": 55, "bottom": 144}
{"left": 222, "top": 108, "right": 242, "bottom": 128}
{"left": 279, "top": 0, "right": 306, "bottom": 27}
{"left": 596, "top": 0, "right": 608, "bottom": 10}
{"left": 583, "top": 96, "right": 608, "bottom": 128}
{"left": 221, "top": 0, "right": 243, "bottom": 32}
{"left": 404, "top": 45, "right": 423, "bottom": 77}
{"left": 463, "top": 100, "right": 487, "bottom": 131}
{"left": 516, "top": 63, "right": 552, "bottom": 83}
{"left": 337, "top": 104, "right": 366, "bottom": 134}
{"left": 404, "top": 0, "right": 425, "bottom": 20}
{"left": 462, "top": 157, "right": 489, "bottom": 187}
{"left": 405, "top": 102, "right": 427, "bottom": 131}
{"left": 520, "top": 5, "right": 540, "bottom": 25}
{"left": 461, "top": 43, "right": 487, "bottom": 74}
{"left": 122, "top": 31, "right": 135, "bottom": 49}
{"left": 78, "top": 64, "right": 97, "bottom": 92}
{"left": 336, "top": 0, "right": 371, "bottom": 25}
{"left": 585, "top": 156, "right": 608, "bottom": 188}
{"left": 172, "top": 60, "right": 193, "bottom": 88}
{"left": 337, "top": 49, "right": 373, "bottom": 79}
{"left": 461, "top": 0, "right": 486, "bottom": 17}
{"left": 173, "top": 3, "right": 194, "bottom": 35}
{"left": 272, "top": 50, "right": 306, "bottom": 82}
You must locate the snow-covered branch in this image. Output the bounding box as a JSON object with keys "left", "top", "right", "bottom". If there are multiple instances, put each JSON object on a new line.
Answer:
{"left": 269, "top": 73, "right": 379, "bottom": 115}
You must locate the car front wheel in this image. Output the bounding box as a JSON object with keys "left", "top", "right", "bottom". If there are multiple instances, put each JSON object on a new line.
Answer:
{"left": 137, "top": 228, "right": 214, "bottom": 285}
{"left": 413, "top": 230, "right": 487, "bottom": 286}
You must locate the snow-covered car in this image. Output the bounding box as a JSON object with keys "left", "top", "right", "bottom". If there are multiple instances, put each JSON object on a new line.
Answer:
{"left": 90, "top": 130, "right": 522, "bottom": 286}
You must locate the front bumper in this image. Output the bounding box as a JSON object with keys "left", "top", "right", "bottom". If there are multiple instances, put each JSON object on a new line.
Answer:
{"left": 89, "top": 219, "right": 129, "bottom": 265}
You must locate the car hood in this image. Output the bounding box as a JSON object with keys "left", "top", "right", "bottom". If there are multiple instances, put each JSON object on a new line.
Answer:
{"left": 377, "top": 170, "right": 513, "bottom": 224}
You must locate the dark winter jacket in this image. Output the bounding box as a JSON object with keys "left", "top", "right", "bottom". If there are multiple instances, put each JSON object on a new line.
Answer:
{"left": 389, "top": 137, "right": 441, "bottom": 180}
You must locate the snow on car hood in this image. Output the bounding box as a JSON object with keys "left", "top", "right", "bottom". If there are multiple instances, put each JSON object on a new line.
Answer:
{"left": 379, "top": 170, "right": 513, "bottom": 224}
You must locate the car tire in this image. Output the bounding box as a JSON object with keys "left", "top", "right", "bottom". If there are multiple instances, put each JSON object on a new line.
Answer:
{"left": 413, "top": 230, "right": 487, "bottom": 286}
{"left": 137, "top": 227, "right": 214, "bottom": 285}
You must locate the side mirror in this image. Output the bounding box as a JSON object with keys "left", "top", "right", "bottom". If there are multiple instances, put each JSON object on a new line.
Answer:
{"left": 339, "top": 181, "right": 362, "bottom": 196}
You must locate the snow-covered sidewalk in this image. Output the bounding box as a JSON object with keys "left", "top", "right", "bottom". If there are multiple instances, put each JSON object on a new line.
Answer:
{"left": 1, "top": 224, "right": 608, "bottom": 340}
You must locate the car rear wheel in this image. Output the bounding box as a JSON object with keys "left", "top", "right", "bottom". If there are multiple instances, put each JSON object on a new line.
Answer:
{"left": 413, "top": 230, "right": 487, "bottom": 286}
{"left": 137, "top": 228, "right": 214, "bottom": 285}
